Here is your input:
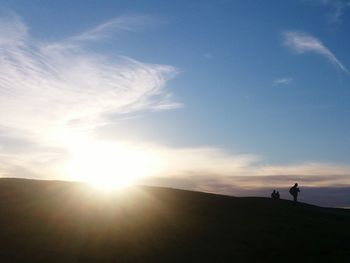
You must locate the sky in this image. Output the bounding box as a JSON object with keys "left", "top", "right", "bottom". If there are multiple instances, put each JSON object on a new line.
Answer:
{"left": 0, "top": 0, "right": 350, "bottom": 207}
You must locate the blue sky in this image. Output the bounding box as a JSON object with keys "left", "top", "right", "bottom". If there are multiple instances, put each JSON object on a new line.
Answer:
{"left": 1, "top": 0, "right": 350, "bottom": 206}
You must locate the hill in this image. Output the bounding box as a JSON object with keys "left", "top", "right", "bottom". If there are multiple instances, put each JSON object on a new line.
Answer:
{"left": 0, "top": 178, "right": 349, "bottom": 262}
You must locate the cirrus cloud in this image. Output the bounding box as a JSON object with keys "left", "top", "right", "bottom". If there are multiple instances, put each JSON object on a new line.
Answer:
{"left": 0, "top": 14, "right": 181, "bottom": 140}
{"left": 0, "top": 13, "right": 181, "bottom": 180}
{"left": 273, "top": 77, "right": 293, "bottom": 86}
{"left": 283, "top": 31, "right": 348, "bottom": 73}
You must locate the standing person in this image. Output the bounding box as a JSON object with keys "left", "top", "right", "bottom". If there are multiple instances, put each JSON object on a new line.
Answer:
{"left": 289, "top": 183, "right": 300, "bottom": 202}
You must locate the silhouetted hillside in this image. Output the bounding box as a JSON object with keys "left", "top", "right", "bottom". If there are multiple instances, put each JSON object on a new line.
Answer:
{"left": 0, "top": 178, "right": 349, "bottom": 262}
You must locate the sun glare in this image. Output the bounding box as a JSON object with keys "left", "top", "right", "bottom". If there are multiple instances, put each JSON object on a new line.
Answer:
{"left": 65, "top": 139, "right": 158, "bottom": 192}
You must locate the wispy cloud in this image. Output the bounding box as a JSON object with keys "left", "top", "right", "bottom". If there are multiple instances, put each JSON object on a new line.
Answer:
{"left": 154, "top": 147, "right": 350, "bottom": 186}
{"left": 0, "top": 15, "right": 180, "bottom": 137}
{"left": 137, "top": 143, "right": 350, "bottom": 205}
{"left": 273, "top": 77, "right": 293, "bottom": 86}
{"left": 283, "top": 31, "right": 348, "bottom": 73}
{"left": 314, "top": 0, "right": 350, "bottom": 23}
{"left": 141, "top": 144, "right": 350, "bottom": 193}
{"left": 47, "top": 15, "right": 157, "bottom": 50}
{"left": 72, "top": 15, "right": 155, "bottom": 41}
{"left": 0, "top": 14, "right": 181, "bottom": 178}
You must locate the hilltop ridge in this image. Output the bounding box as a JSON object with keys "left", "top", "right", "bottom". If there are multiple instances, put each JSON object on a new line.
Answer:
{"left": 0, "top": 178, "right": 348, "bottom": 262}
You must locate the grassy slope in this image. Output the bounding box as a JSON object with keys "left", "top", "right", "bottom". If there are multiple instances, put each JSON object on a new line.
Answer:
{"left": 0, "top": 178, "right": 349, "bottom": 262}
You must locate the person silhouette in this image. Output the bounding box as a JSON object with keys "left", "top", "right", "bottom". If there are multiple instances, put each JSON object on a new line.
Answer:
{"left": 271, "top": 190, "right": 277, "bottom": 199}
{"left": 289, "top": 183, "right": 300, "bottom": 202}
{"left": 275, "top": 191, "right": 280, "bottom": 200}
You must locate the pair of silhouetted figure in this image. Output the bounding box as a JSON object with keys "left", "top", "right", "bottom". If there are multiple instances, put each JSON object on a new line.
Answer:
{"left": 271, "top": 190, "right": 280, "bottom": 200}
{"left": 271, "top": 183, "right": 300, "bottom": 202}
{"left": 289, "top": 183, "right": 300, "bottom": 202}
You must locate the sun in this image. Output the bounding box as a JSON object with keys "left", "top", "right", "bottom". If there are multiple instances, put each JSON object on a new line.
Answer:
{"left": 64, "top": 140, "right": 157, "bottom": 192}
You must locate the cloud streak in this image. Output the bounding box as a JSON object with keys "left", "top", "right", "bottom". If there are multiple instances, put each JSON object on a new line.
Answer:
{"left": 273, "top": 77, "right": 293, "bottom": 86}
{"left": 315, "top": 0, "right": 350, "bottom": 23}
{"left": 0, "top": 15, "right": 180, "bottom": 139}
{"left": 0, "top": 14, "right": 182, "bottom": 179}
{"left": 130, "top": 141, "right": 350, "bottom": 189}
{"left": 47, "top": 15, "right": 157, "bottom": 50}
{"left": 283, "top": 31, "right": 348, "bottom": 73}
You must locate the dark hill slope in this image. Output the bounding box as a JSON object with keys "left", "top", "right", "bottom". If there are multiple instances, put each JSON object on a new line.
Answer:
{"left": 0, "top": 178, "right": 349, "bottom": 262}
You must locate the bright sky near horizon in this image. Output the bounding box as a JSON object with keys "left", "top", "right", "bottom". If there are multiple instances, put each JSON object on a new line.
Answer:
{"left": 1, "top": 0, "right": 350, "bottom": 206}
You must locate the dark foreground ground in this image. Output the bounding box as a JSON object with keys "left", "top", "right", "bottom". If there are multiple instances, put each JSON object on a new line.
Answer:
{"left": 0, "top": 178, "right": 349, "bottom": 262}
